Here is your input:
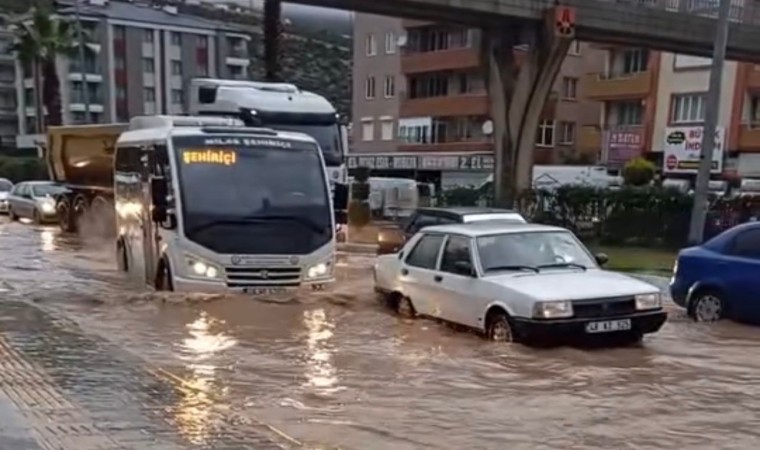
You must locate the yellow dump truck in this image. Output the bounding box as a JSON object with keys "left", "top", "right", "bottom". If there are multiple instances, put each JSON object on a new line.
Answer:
{"left": 45, "top": 123, "right": 128, "bottom": 233}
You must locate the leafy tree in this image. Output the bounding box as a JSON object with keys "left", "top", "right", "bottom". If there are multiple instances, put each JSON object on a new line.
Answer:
{"left": 13, "top": 8, "right": 78, "bottom": 129}
{"left": 622, "top": 157, "right": 656, "bottom": 187}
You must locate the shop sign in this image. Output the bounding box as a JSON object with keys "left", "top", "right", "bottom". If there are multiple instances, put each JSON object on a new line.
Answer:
{"left": 347, "top": 154, "right": 494, "bottom": 171}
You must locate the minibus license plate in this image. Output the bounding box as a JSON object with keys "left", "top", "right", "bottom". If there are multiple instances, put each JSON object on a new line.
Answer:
{"left": 244, "top": 287, "right": 288, "bottom": 295}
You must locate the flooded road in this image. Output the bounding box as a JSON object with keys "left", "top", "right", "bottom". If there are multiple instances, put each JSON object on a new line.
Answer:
{"left": 2, "top": 219, "right": 760, "bottom": 449}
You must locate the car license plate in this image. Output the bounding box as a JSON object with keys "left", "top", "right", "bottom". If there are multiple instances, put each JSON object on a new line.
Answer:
{"left": 243, "top": 287, "right": 289, "bottom": 296}
{"left": 585, "top": 319, "right": 632, "bottom": 334}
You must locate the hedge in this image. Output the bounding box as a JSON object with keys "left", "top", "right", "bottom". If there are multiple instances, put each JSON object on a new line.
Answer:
{"left": 0, "top": 156, "right": 48, "bottom": 183}
{"left": 439, "top": 184, "right": 760, "bottom": 248}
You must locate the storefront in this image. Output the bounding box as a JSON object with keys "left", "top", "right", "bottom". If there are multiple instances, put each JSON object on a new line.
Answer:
{"left": 346, "top": 152, "right": 494, "bottom": 189}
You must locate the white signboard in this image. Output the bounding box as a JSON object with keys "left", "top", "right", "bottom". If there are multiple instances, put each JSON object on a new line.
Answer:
{"left": 674, "top": 54, "right": 712, "bottom": 69}
{"left": 663, "top": 126, "right": 725, "bottom": 174}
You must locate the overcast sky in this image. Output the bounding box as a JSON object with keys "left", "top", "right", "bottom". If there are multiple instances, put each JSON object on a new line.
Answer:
{"left": 235, "top": 1, "right": 354, "bottom": 33}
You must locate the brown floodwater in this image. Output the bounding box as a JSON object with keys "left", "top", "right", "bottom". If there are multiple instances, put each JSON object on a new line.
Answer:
{"left": 2, "top": 217, "right": 760, "bottom": 450}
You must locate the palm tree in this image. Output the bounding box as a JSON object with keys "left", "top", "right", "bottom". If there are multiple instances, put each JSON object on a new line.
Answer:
{"left": 263, "top": 0, "right": 282, "bottom": 82}
{"left": 13, "top": 8, "right": 77, "bottom": 130}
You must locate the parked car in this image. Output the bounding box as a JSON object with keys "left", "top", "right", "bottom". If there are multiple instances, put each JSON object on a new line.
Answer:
{"left": 670, "top": 222, "right": 760, "bottom": 323}
{"left": 374, "top": 222, "right": 667, "bottom": 344}
{"left": 376, "top": 207, "right": 527, "bottom": 255}
{"left": 8, "top": 181, "right": 68, "bottom": 224}
{"left": 0, "top": 178, "right": 12, "bottom": 214}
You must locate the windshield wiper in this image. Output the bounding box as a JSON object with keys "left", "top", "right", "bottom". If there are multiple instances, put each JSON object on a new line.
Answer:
{"left": 241, "top": 214, "right": 327, "bottom": 234}
{"left": 536, "top": 262, "right": 588, "bottom": 271}
{"left": 484, "top": 265, "right": 539, "bottom": 273}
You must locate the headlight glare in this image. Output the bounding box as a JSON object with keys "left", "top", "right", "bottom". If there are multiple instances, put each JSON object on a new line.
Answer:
{"left": 40, "top": 201, "right": 55, "bottom": 213}
{"left": 635, "top": 293, "right": 661, "bottom": 310}
{"left": 533, "top": 300, "right": 573, "bottom": 319}
{"left": 306, "top": 262, "right": 330, "bottom": 279}
{"left": 186, "top": 255, "right": 221, "bottom": 279}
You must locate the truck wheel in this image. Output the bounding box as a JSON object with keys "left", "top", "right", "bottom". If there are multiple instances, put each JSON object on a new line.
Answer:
{"left": 72, "top": 195, "right": 88, "bottom": 232}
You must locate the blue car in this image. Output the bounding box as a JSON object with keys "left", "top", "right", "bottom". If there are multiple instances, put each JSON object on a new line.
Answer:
{"left": 670, "top": 222, "right": 760, "bottom": 323}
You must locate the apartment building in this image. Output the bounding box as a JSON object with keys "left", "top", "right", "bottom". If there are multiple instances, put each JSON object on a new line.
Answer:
{"left": 17, "top": 0, "right": 251, "bottom": 148}
{"left": 0, "top": 14, "right": 18, "bottom": 153}
{"left": 582, "top": 46, "right": 760, "bottom": 183}
{"left": 350, "top": 14, "right": 605, "bottom": 188}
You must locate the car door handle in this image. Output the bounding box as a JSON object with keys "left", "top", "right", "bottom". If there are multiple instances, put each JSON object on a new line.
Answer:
{"left": 434, "top": 275, "right": 443, "bottom": 282}
{"left": 401, "top": 268, "right": 409, "bottom": 276}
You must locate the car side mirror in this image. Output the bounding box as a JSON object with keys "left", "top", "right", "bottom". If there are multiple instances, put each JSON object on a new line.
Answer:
{"left": 454, "top": 261, "right": 475, "bottom": 277}
{"left": 595, "top": 252, "right": 609, "bottom": 266}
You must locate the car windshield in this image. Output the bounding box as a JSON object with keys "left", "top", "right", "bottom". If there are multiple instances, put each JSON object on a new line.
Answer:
{"left": 464, "top": 213, "right": 526, "bottom": 223}
{"left": 31, "top": 184, "right": 67, "bottom": 197}
{"left": 0, "top": 179, "right": 12, "bottom": 192}
{"left": 476, "top": 231, "right": 596, "bottom": 273}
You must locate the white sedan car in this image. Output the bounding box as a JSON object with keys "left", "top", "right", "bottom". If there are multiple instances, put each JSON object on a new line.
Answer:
{"left": 373, "top": 222, "right": 667, "bottom": 343}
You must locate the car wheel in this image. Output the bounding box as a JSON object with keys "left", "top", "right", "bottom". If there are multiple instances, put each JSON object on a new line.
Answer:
{"left": 32, "top": 209, "right": 41, "bottom": 225}
{"left": 8, "top": 208, "right": 17, "bottom": 221}
{"left": 396, "top": 296, "right": 416, "bottom": 318}
{"left": 486, "top": 310, "right": 514, "bottom": 343}
{"left": 689, "top": 290, "right": 724, "bottom": 322}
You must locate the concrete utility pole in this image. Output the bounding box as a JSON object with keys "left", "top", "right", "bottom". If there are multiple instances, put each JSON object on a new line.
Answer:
{"left": 687, "top": 0, "right": 731, "bottom": 245}
{"left": 74, "top": 0, "right": 91, "bottom": 122}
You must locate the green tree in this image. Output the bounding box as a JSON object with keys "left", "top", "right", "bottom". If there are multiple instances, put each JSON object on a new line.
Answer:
{"left": 13, "top": 8, "right": 78, "bottom": 129}
{"left": 622, "top": 157, "right": 656, "bottom": 187}
{"left": 263, "top": 0, "right": 282, "bottom": 81}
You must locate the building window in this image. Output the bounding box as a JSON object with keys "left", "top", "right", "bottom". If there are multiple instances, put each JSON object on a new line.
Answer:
{"left": 365, "top": 34, "right": 376, "bottom": 56}
{"left": 384, "top": 75, "right": 395, "bottom": 98}
{"left": 144, "top": 88, "right": 155, "bottom": 102}
{"left": 561, "top": 77, "right": 577, "bottom": 100}
{"left": 622, "top": 49, "right": 648, "bottom": 74}
{"left": 568, "top": 41, "right": 581, "bottom": 56}
{"left": 749, "top": 96, "right": 760, "bottom": 124}
{"left": 362, "top": 121, "right": 374, "bottom": 141}
{"left": 381, "top": 120, "right": 394, "bottom": 141}
{"left": 365, "top": 76, "right": 376, "bottom": 99}
{"left": 671, "top": 93, "right": 706, "bottom": 124}
{"left": 399, "top": 124, "right": 430, "bottom": 144}
{"left": 408, "top": 73, "right": 449, "bottom": 98}
{"left": 143, "top": 29, "right": 154, "bottom": 43}
{"left": 143, "top": 58, "right": 154, "bottom": 73}
{"left": 614, "top": 101, "right": 644, "bottom": 125}
{"left": 559, "top": 122, "right": 576, "bottom": 145}
{"left": 171, "top": 61, "right": 182, "bottom": 76}
{"left": 113, "top": 25, "right": 125, "bottom": 40}
{"left": 385, "top": 32, "right": 396, "bottom": 54}
{"left": 536, "top": 120, "right": 555, "bottom": 147}
{"left": 171, "top": 32, "right": 181, "bottom": 46}
{"left": 171, "top": 89, "right": 184, "bottom": 104}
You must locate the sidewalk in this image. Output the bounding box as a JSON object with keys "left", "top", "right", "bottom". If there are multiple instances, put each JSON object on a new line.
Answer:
{"left": 0, "top": 300, "right": 299, "bottom": 450}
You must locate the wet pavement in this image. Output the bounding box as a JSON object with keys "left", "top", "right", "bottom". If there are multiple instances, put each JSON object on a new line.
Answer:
{"left": 2, "top": 218, "right": 760, "bottom": 449}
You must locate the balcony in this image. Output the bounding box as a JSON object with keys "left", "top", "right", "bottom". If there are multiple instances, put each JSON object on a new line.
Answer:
{"left": 581, "top": 71, "right": 653, "bottom": 100}
{"left": 401, "top": 93, "right": 487, "bottom": 118}
{"left": 402, "top": 47, "right": 480, "bottom": 74}
{"left": 578, "top": 126, "right": 603, "bottom": 155}
{"left": 398, "top": 140, "right": 492, "bottom": 153}
{"left": 738, "top": 124, "right": 760, "bottom": 151}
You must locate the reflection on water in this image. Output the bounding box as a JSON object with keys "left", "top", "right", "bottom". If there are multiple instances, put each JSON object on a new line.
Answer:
{"left": 40, "top": 230, "right": 55, "bottom": 252}
{"left": 302, "top": 308, "right": 343, "bottom": 395}
{"left": 172, "top": 312, "right": 237, "bottom": 444}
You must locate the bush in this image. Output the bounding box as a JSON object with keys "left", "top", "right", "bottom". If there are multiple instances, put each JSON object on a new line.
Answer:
{"left": 0, "top": 156, "right": 48, "bottom": 183}
{"left": 622, "top": 157, "right": 656, "bottom": 186}
{"left": 347, "top": 199, "right": 370, "bottom": 228}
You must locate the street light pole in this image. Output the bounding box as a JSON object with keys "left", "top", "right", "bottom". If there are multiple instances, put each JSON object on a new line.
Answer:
{"left": 687, "top": 0, "right": 731, "bottom": 245}
{"left": 74, "top": 0, "right": 90, "bottom": 123}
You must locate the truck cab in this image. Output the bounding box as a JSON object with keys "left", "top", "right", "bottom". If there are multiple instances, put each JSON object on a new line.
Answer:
{"left": 188, "top": 78, "right": 349, "bottom": 221}
{"left": 115, "top": 115, "right": 336, "bottom": 293}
